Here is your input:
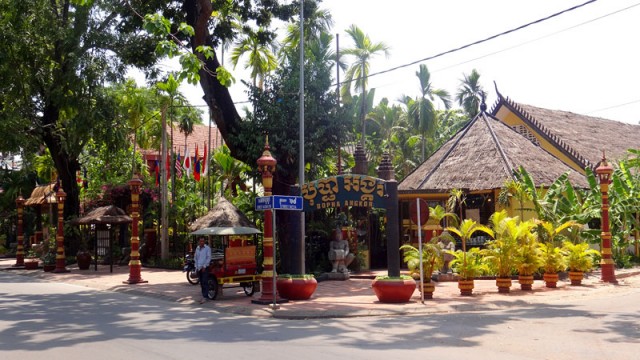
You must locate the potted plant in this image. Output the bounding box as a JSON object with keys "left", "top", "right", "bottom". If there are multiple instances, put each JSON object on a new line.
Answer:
{"left": 538, "top": 242, "right": 566, "bottom": 288}
{"left": 371, "top": 275, "right": 416, "bottom": 303}
{"left": 535, "top": 220, "right": 574, "bottom": 288}
{"left": 41, "top": 251, "right": 57, "bottom": 272}
{"left": 76, "top": 236, "right": 92, "bottom": 270}
{"left": 449, "top": 247, "right": 488, "bottom": 296}
{"left": 514, "top": 230, "right": 543, "bottom": 290}
{"left": 24, "top": 249, "right": 39, "bottom": 270}
{"left": 562, "top": 241, "right": 600, "bottom": 285}
{"left": 276, "top": 274, "right": 318, "bottom": 300}
{"left": 400, "top": 237, "right": 443, "bottom": 299}
{"left": 446, "top": 218, "right": 493, "bottom": 296}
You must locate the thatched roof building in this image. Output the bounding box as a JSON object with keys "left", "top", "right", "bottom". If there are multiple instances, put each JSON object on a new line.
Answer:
{"left": 24, "top": 183, "right": 57, "bottom": 207}
{"left": 189, "top": 197, "right": 257, "bottom": 232}
{"left": 398, "top": 93, "right": 640, "bottom": 228}
{"left": 72, "top": 205, "right": 132, "bottom": 225}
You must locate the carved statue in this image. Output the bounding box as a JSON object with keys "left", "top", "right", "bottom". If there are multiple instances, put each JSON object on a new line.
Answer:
{"left": 437, "top": 232, "right": 455, "bottom": 274}
{"left": 328, "top": 227, "right": 355, "bottom": 273}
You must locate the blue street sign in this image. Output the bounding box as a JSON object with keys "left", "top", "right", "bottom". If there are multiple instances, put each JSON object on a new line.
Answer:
{"left": 255, "top": 196, "right": 273, "bottom": 211}
{"left": 272, "top": 195, "right": 303, "bottom": 211}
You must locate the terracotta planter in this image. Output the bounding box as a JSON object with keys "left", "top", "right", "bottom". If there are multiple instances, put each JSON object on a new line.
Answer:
{"left": 371, "top": 278, "right": 416, "bottom": 303}
{"left": 417, "top": 281, "right": 436, "bottom": 299}
{"left": 518, "top": 275, "right": 534, "bottom": 291}
{"left": 43, "top": 264, "right": 56, "bottom": 272}
{"left": 458, "top": 279, "right": 474, "bottom": 296}
{"left": 76, "top": 252, "right": 92, "bottom": 270}
{"left": 276, "top": 277, "right": 318, "bottom": 300}
{"left": 24, "top": 260, "right": 38, "bottom": 270}
{"left": 496, "top": 277, "right": 512, "bottom": 293}
{"left": 568, "top": 271, "right": 584, "bottom": 286}
{"left": 543, "top": 273, "right": 559, "bottom": 288}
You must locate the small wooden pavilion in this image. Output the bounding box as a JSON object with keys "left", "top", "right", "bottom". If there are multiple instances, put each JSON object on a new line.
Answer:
{"left": 72, "top": 205, "right": 132, "bottom": 272}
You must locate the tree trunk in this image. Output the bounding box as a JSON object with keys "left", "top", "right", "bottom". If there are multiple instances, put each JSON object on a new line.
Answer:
{"left": 184, "top": 0, "right": 244, "bottom": 161}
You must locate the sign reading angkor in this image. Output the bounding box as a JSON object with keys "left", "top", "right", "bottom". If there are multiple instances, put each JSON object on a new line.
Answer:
{"left": 301, "top": 175, "right": 387, "bottom": 211}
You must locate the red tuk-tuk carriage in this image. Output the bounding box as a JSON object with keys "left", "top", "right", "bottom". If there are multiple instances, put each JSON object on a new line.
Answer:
{"left": 190, "top": 226, "right": 261, "bottom": 300}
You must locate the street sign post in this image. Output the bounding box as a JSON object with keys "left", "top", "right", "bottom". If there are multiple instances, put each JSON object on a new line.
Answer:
{"left": 255, "top": 195, "right": 303, "bottom": 211}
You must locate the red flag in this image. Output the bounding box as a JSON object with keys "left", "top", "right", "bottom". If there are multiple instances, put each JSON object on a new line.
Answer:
{"left": 166, "top": 151, "right": 171, "bottom": 180}
{"left": 155, "top": 160, "right": 160, "bottom": 187}
{"left": 194, "top": 145, "right": 201, "bottom": 182}
{"left": 202, "top": 143, "right": 208, "bottom": 177}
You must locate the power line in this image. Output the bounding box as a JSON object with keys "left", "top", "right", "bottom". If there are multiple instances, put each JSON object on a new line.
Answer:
{"left": 586, "top": 98, "right": 640, "bottom": 115}
{"left": 362, "top": 0, "right": 599, "bottom": 81}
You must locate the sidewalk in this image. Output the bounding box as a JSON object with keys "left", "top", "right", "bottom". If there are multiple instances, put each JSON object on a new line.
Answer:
{"left": 2, "top": 257, "right": 639, "bottom": 319}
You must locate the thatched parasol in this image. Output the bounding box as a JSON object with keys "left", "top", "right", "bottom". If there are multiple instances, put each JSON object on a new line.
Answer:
{"left": 72, "top": 205, "right": 132, "bottom": 225}
{"left": 189, "top": 197, "right": 259, "bottom": 233}
{"left": 24, "top": 183, "right": 57, "bottom": 207}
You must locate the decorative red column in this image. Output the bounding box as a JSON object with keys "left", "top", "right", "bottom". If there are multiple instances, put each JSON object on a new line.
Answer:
{"left": 596, "top": 152, "right": 617, "bottom": 283}
{"left": 13, "top": 195, "right": 25, "bottom": 267}
{"left": 252, "top": 135, "right": 286, "bottom": 305}
{"left": 124, "top": 175, "right": 147, "bottom": 284}
{"left": 53, "top": 188, "right": 69, "bottom": 273}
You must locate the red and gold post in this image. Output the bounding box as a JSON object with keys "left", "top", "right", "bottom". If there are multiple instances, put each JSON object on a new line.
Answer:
{"left": 124, "top": 175, "right": 147, "bottom": 284}
{"left": 13, "top": 195, "right": 25, "bottom": 267}
{"left": 252, "top": 135, "right": 286, "bottom": 305}
{"left": 596, "top": 153, "right": 617, "bottom": 284}
{"left": 53, "top": 188, "right": 69, "bottom": 273}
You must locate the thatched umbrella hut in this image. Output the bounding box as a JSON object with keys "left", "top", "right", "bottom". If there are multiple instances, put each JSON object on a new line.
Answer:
{"left": 189, "top": 198, "right": 260, "bottom": 248}
{"left": 72, "top": 205, "right": 132, "bottom": 272}
{"left": 23, "top": 183, "right": 57, "bottom": 245}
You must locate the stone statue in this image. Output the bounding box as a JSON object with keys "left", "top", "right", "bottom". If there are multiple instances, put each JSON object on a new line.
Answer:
{"left": 328, "top": 228, "right": 355, "bottom": 273}
{"left": 437, "top": 232, "right": 455, "bottom": 274}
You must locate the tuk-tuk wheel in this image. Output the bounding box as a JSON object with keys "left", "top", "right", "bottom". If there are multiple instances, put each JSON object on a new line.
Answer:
{"left": 207, "top": 277, "right": 219, "bottom": 300}
{"left": 242, "top": 281, "right": 257, "bottom": 296}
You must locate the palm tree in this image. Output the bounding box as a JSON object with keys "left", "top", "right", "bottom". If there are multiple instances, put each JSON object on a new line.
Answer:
{"left": 230, "top": 28, "right": 278, "bottom": 89}
{"left": 281, "top": 4, "right": 334, "bottom": 51}
{"left": 341, "top": 25, "right": 390, "bottom": 148}
{"left": 446, "top": 218, "right": 494, "bottom": 275}
{"left": 411, "top": 64, "right": 451, "bottom": 161}
{"left": 456, "top": 69, "right": 486, "bottom": 119}
{"left": 212, "top": 144, "right": 250, "bottom": 197}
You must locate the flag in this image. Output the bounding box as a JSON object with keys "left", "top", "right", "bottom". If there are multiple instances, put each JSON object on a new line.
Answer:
{"left": 154, "top": 160, "right": 160, "bottom": 187}
{"left": 166, "top": 151, "right": 171, "bottom": 180}
{"left": 202, "top": 143, "right": 208, "bottom": 177}
{"left": 175, "top": 150, "right": 183, "bottom": 178}
{"left": 183, "top": 145, "right": 191, "bottom": 178}
{"left": 194, "top": 145, "right": 201, "bottom": 182}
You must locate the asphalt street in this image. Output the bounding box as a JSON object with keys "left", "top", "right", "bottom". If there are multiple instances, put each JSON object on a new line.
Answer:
{"left": 1, "top": 271, "right": 638, "bottom": 360}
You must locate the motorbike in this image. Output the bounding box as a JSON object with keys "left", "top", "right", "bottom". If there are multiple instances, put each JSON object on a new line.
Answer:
{"left": 183, "top": 254, "right": 199, "bottom": 285}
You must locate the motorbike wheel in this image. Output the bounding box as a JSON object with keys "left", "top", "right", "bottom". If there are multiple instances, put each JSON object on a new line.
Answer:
{"left": 207, "top": 277, "right": 219, "bottom": 300}
{"left": 241, "top": 281, "right": 257, "bottom": 297}
{"left": 187, "top": 269, "right": 199, "bottom": 285}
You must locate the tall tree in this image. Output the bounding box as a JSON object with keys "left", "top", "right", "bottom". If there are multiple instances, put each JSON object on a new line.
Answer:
{"left": 230, "top": 28, "right": 278, "bottom": 89}
{"left": 456, "top": 69, "right": 487, "bottom": 119}
{"left": 411, "top": 64, "right": 451, "bottom": 161}
{"left": 0, "top": 0, "right": 162, "bottom": 222}
{"left": 341, "top": 25, "right": 390, "bottom": 148}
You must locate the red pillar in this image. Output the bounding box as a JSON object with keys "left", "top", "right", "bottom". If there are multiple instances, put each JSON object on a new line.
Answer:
{"left": 596, "top": 153, "right": 617, "bottom": 283}
{"left": 252, "top": 136, "right": 286, "bottom": 305}
{"left": 124, "top": 175, "right": 147, "bottom": 284}
{"left": 13, "top": 196, "right": 25, "bottom": 267}
{"left": 53, "top": 188, "right": 69, "bottom": 273}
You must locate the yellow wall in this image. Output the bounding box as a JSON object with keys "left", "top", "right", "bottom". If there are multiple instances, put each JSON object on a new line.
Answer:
{"left": 494, "top": 107, "right": 585, "bottom": 174}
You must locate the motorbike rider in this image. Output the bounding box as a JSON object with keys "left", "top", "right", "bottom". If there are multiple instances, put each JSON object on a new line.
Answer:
{"left": 194, "top": 237, "right": 211, "bottom": 304}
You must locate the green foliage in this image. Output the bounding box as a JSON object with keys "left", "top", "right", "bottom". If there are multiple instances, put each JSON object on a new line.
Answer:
{"left": 482, "top": 211, "right": 525, "bottom": 277}
{"left": 515, "top": 230, "right": 543, "bottom": 276}
{"left": 278, "top": 274, "right": 315, "bottom": 280}
{"left": 449, "top": 248, "right": 488, "bottom": 280}
{"left": 399, "top": 239, "right": 443, "bottom": 282}
{"left": 374, "top": 275, "right": 413, "bottom": 281}
{"left": 562, "top": 240, "right": 599, "bottom": 272}
{"left": 538, "top": 242, "right": 566, "bottom": 274}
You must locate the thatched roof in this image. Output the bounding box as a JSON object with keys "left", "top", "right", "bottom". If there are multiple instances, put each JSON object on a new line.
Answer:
{"left": 24, "top": 183, "right": 57, "bottom": 206}
{"left": 72, "top": 205, "right": 132, "bottom": 225}
{"left": 189, "top": 197, "right": 258, "bottom": 232}
{"left": 399, "top": 112, "right": 588, "bottom": 193}
{"left": 492, "top": 93, "right": 640, "bottom": 168}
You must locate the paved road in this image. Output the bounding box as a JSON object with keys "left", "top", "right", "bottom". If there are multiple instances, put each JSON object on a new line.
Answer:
{"left": 1, "top": 272, "right": 638, "bottom": 360}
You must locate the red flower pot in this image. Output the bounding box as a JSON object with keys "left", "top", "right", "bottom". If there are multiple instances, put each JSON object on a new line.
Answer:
{"left": 276, "top": 277, "right": 318, "bottom": 300}
{"left": 371, "top": 278, "right": 416, "bottom": 303}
